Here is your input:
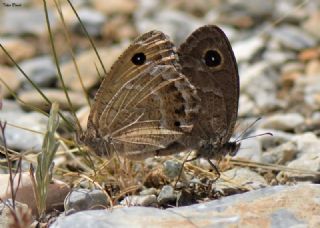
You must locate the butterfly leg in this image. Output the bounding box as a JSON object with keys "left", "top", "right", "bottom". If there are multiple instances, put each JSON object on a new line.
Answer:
{"left": 207, "top": 159, "right": 220, "bottom": 181}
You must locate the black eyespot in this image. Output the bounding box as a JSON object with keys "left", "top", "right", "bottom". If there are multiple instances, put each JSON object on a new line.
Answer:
{"left": 131, "top": 52, "right": 146, "bottom": 65}
{"left": 174, "top": 121, "right": 181, "bottom": 127}
{"left": 204, "top": 50, "right": 222, "bottom": 67}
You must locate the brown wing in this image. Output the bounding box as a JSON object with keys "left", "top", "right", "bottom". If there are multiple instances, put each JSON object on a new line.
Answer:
{"left": 82, "top": 30, "right": 199, "bottom": 157}
{"left": 178, "top": 25, "right": 239, "bottom": 146}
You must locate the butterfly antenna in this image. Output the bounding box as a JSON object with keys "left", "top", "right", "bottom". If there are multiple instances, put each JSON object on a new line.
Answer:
{"left": 236, "top": 132, "right": 273, "bottom": 143}
{"left": 235, "top": 117, "right": 262, "bottom": 141}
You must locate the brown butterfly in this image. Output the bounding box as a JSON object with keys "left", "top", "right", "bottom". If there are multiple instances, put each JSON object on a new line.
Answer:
{"left": 152, "top": 25, "right": 240, "bottom": 172}
{"left": 79, "top": 30, "right": 200, "bottom": 159}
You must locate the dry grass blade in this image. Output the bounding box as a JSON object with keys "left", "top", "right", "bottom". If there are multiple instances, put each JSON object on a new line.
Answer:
{"left": 30, "top": 102, "right": 60, "bottom": 220}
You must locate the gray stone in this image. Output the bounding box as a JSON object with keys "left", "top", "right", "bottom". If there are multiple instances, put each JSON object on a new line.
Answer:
{"left": 17, "top": 56, "right": 57, "bottom": 88}
{"left": 0, "top": 111, "right": 47, "bottom": 151}
{"left": 157, "top": 185, "right": 176, "bottom": 205}
{"left": 139, "top": 188, "right": 158, "bottom": 196}
{"left": 233, "top": 36, "right": 265, "bottom": 62}
{"left": 215, "top": 168, "right": 267, "bottom": 194}
{"left": 259, "top": 113, "right": 305, "bottom": 131}
{"left": 0, "top": 8, "right": 56, "bottom": 35}
{"left": 72, "top": 8, "right": 106, "bottom": 37}
{"left": 262, "top": 141, "right": 298, "bottom": 164}
{"left": 255, "top": 129, "right": 294, "bottom": 150}
{"left": 162, "top": 160, "right": 182, "bottom": 179}
{"left": 234, "top": 138, "right": 262, "bottom": 162}
{"left": 120, "top": 195, "right": 157, "bottom": 207}
{"left": 272, "top": 25, "right": 317, "bottom": 50}
{"left": 238, "top": 94, "right": 257, "bottom": 116}
{"left": 64, "top": 189, "right": 109, "bottom": 214}
{"left": 51, "top": 184, "right": 320, "bottom": 228}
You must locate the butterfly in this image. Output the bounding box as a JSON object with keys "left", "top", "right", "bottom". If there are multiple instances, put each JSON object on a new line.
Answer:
{"left": 150, "top": 25, "right": 240, "bottom": 174}
{"left": 78, "top": 30, "right": 200, "bottom": 159}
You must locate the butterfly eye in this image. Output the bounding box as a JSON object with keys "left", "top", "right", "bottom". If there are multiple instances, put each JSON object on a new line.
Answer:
{"left": 131, "top": 52, "right": 146, "bottom": 65}
{"left": 204, "top": 50, "right": 222, "bottom": 67}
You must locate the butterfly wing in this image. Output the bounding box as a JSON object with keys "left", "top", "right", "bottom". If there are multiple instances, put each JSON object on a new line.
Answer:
{"left": 178, "top": 25, "right": 239, "bottom": 147}
{"left": 83, "top": 31, "right": 199, "bottom": 157}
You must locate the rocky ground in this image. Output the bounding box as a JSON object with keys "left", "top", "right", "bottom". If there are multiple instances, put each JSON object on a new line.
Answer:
{"left": 0, "top": 0, "right": 320, "bottom": 227}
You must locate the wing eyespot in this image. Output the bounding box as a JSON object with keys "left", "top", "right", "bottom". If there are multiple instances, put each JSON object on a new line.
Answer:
{"left": 203, "top": 50, "right": 222, "bottom": 67}
{"left": 131, "top": 52, "right": 146, "bottom": 65}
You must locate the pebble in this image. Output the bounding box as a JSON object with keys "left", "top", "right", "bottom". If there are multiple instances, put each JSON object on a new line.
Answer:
{"left": 0, "top": 37, "right": 36, "bottom": 64}
{"left": 215, "top": 168, "right": 267, "bottom": 194}
{"left": 64, "top": 189, "right": 109, "bottom": 214}
{"left": 91, "top": 0, "right": 137, "bottom": 15}
{"left": 120, "top": 195, "right": 157, "bottom": 207}
{"left": 234, "top": 138, "right": 262, "bottom": 162}
{"left": 255, "top": 129, "right": 294, "bottom": 150}
{"left": 18, "top": 88, "right": 87, "bottom": 111}
{"left": 262, "top": 141, "right": 298, "bottom": 165}
{"left": 162, "top": 160, "right": 182, "bottom": 179}
{"left": 233, "top": 36, "right": 265, "bottom": 62}
{"left": 303, "top": 11, "right": 320, "bottom": 39}
{"left": 259, "top": 113, "right": 305, "bottom": 131}
{"left": 157, "top": 185, "right": 177, "bottom": 205}
{"left": 0, "top": 65, "right": 20, "bottom": 98}
{"left": 17, "top": 55, "right": 57, "bottom": 88}
{"left": 0, "top": 110, "right": 47, "bottom": 151}
{"left": 0, "top": 8, "right": 57, "bottom": 35}
{"left": 238, "top": 94, "right": 257, "bottom": 116}
{"left": 61, "top": 46, "right": 125, "bottom": 91}
{"left": 71, "top": 8, "right": 106, "bottom": 37}
{"left": 51, "top": 184, "right": 320, "bottom": 228}
{"left": 272, "top": 25, "right": 317, "bottom": 50}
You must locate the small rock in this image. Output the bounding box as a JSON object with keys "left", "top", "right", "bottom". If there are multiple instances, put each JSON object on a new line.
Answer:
{"left": 233, "top": 36, "right": 265, "bottom": 62}
{"left": 17, "top": 55, "right": 57, "bottom": 88}
{"left": 262, "top": 50, "right": 295, "bottom": 65}
{"left": 305, "top": 59, "right": 320, "bottom": 76}
{"left": 120, "top": 195, "right": 157, "bottom": 207}
{"left": 215, "top": 168, "right": 267, "bottom": 194}
{"left": 163, "top": 160, "right": 182, "bottom": 179}
{"left": 92, "top": 0, "right": 137, "bottom": 14}
{"left": 102, "top": 16, "right": 137, "bottom": 41}
{"left": 256, "top": 129, "right": 294, "bottom": 150}
{"left": 71, "top": 8, "right": 106, "bottom": 37}
{"left": 0, "top": 37, "right": 36, "bottom": 64}
{"left": 303, "top": 11, "right": 320, "bottom": 39}
{"left": 0, "top": 65, "right": 20, "bottom": 98}
{"left": 135, "top": 9, "right": 202, "bottom": 45}
{"left": 272, "top": 25, "right": 316, "bottom": 50}
{"left": 259, "top": 113, "right": 305, "bottom": 131}
{"left": 0, "top": 8, "right": 56, "bottom": 35}
{"left": 76, "top": 105, "right": 90, "bottom": 130}
{"left": 262, "top": 141, "right": 298, "bottom": 164}
{"left": 64, "top": 189, "right": 109, "bottom": 214}
{"left": 291, "top": 132, "right": 320, "bottom": 157}
{"left": 0, "top": 110, "right": 47, "bottom": 151}
{"left": 61, "top": 46, "right": 125, "bottom": 91}
{"left": 139, "top": 188, "right": 158, "bottom": 196}
{"left": 234, "top": 138, "right": 262, "bottom": 162}
{"left": 157, "top": 185, "right": 176, "bottom": 205}
{"left": 18, "top": 88, "right": 87, "bottom": 111}
{"left": 238, "top": 94, "right": 257, "bottom": 116}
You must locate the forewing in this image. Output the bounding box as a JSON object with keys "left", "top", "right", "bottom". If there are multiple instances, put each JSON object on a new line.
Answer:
{"left": 178, "top": 25, "right": 239, "bottom": 145}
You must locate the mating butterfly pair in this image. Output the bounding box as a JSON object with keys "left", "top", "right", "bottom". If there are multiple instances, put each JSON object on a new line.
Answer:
{"left": 79, "top": 25, "right": 240, "bottom": 167}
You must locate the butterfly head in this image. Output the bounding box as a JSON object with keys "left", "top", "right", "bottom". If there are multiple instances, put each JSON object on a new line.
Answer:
{"left": 198, "top": 138, "right": 241, "bottom": 160}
